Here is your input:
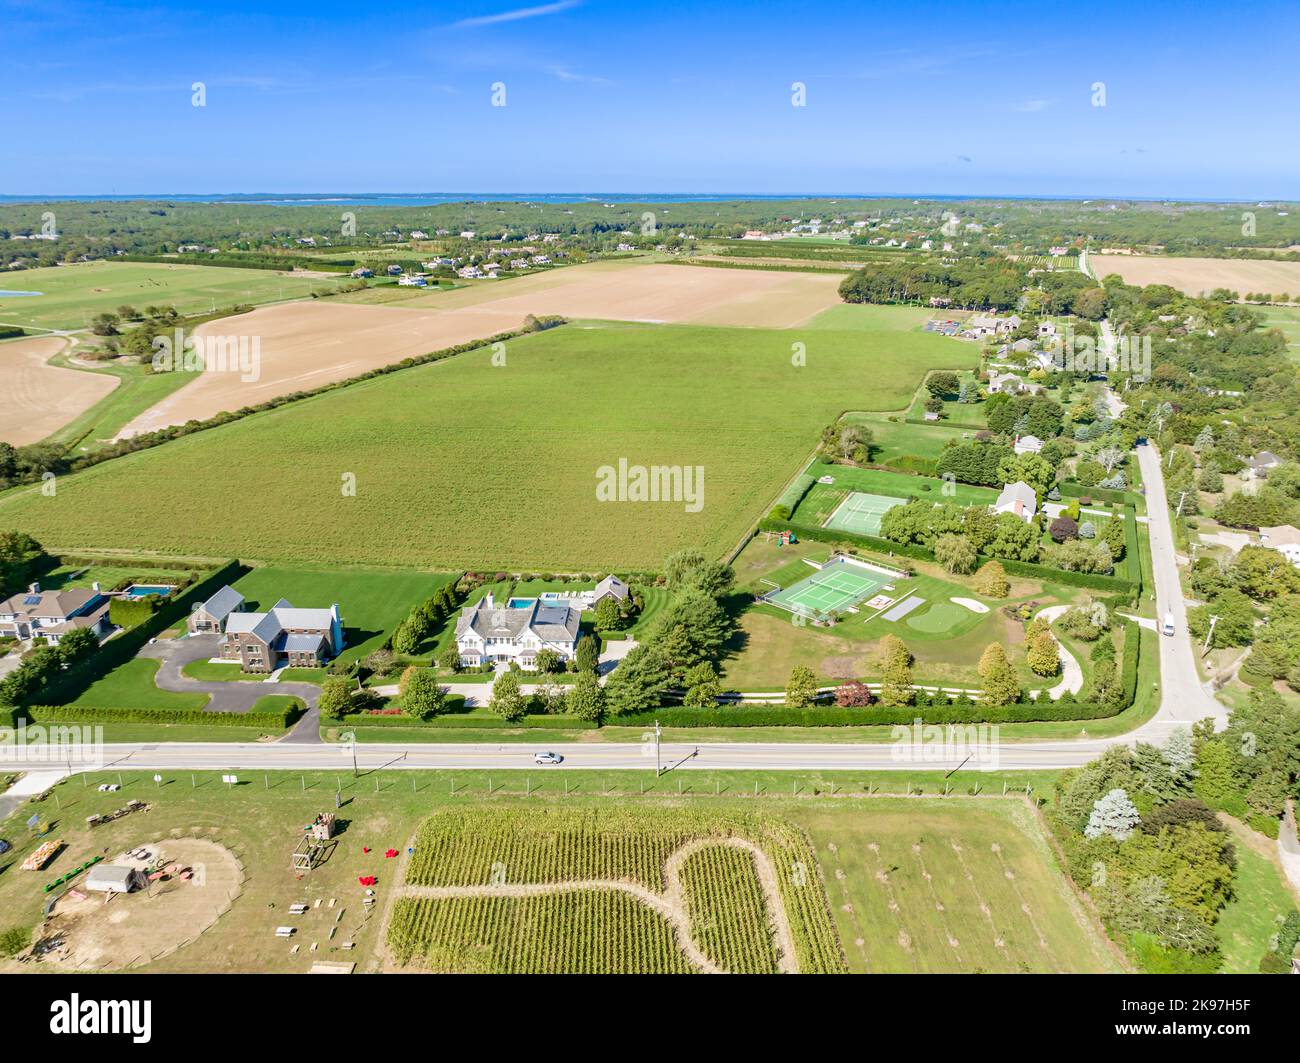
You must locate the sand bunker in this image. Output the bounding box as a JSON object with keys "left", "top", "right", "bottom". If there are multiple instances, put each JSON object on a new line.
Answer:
{"left": 951, "top": 597, "right": 990, "bottom": 613}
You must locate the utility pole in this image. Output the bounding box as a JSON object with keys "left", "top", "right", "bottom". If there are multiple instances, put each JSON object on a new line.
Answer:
{"left": 1204, "top": 615, "right": 1220, "bottom": 652}
{"left": 654, "top": 719, "right": 662, "bottom": 777}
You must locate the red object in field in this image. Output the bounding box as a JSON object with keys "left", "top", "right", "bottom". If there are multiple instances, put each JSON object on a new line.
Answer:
{"left": 384, "top": 849, "right": 398, "bottom": 858}
{"left": 362, "top": 847, "right": 371, "bottom": 854}
{"left": 358, "top": 875, "right": 377, "bottom": 886}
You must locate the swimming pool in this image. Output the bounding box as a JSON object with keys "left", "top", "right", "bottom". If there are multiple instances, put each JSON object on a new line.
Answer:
{"left": 124, "top": 584, "right": 176, "bottom": 597}
{"left": 506, "top": 597, "right": 536, "bottom": 609}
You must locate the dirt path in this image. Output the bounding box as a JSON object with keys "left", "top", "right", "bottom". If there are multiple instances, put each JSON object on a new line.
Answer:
{"left": 391, "top": 835, "right": 799, "bottom": 974}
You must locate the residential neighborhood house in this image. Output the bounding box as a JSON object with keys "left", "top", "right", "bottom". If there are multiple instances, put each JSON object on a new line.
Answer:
{"left": 187, "top": 585, "right": 246, "bottom": 635}
{"left": 0, "top": 583, "right": 112, "bottom": 646}
{"left": 1259, "top": 525, "right": 1300, "bottom": 566}
{"left": 209, "top": 592, "right": 344, "bottom": 672}
{"left": 992, "top": 481, "right": 1038, "bottom": 523}
{"left": 455, "top": 594, "right": 580, "bottom": 669}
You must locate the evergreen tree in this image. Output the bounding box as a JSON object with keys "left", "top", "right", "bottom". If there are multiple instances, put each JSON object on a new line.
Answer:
{"left": 978, "top": 643, "right": 1020, "bottom": 706}
{"left": 1084, "top": 788, "right": 1141, "bottom": 840}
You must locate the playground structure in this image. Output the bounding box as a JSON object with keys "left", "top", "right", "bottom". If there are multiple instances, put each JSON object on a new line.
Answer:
{"left": 292, "top": 813, "right": 337, "bottom": 874}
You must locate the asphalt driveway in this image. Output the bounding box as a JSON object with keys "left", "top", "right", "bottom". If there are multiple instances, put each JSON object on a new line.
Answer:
{"left": 139, "top": 634, "right": 323, "bottom": 742}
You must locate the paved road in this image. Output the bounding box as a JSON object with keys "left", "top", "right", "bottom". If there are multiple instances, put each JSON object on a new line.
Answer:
{"left": 2, "top": 735, "right": 1155, "bottom": 775}
{"left": 1134, "top": 443, "right": 1228, "bottom": 727}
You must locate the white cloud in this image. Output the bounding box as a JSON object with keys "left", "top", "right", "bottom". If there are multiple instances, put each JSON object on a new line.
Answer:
{"left": 453, "top": 1, "right": 581, "bottom": 29}
{"left": 1012, "top": 98, "right": 1052, "bottom": 112}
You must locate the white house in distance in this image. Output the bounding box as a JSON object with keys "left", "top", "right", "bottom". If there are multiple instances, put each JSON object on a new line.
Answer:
{"left": 1014, "top": 434, "right": 1044, "bottom": 455}
{"left": 1242, "top": 451, "right": 1283, "bottom": 481}
{"left": 455, "top": 595, "right": 580, "bottom": 669}
{"left": 988, "top": 371, "right": 1025, "bottom": 395}
{"left": 1259, "top": 525, "right": 1300, "bottom": 566}
{"left": 993, "top": 481, "right": 1038, "bottom": 523}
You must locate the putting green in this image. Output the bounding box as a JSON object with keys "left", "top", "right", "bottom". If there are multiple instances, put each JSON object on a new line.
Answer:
{"left": 905, "top": 602, "right": 970, "bottom": 634}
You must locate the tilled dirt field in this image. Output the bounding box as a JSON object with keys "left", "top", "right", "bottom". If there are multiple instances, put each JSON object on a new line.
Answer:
{"left": 0, "top": 335, "right": 118, "bottom": 445}
{"left": 117, "top": 262, "right": 843, "bottom": 435}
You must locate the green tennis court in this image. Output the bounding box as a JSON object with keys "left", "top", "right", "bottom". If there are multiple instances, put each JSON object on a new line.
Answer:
{"left": 766, "top": 558, "right": 895, "bottom": 618}
{"left": 824, "top": 490, "right": 906, "bottom": 536}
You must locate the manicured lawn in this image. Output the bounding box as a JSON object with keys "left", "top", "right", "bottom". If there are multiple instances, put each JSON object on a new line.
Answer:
{"left": 1259, "top": 304, "right": 1300, "bottom": 363}
{"left": 1215, "top": 823, "right": 1300, "bottom": 973}
{"left": 250, "top": 694, "right": 305, "bottom": 715}
{"left": 277, "top": 667, "right": 327, "bottom": 684}
{"left": 0, "top": 260, "right": 349, "bottom": 331}
{"left": 794, "top": 462, "right": 998, "bottom": 524}
{"left": 227, "top": 566, "right": 457, "bottom": 664}
{"left": 181, "top": 659, "right": 260, "bottom": 682}
{"left": 67, "top": 658, "right": 209, "bottom": 710}
{"left": 0, "top": 321, "right": 978, "bottom": 570}
{"left": 38, "top": 563, "right": 193, "bottom": 592}
{"left": 842, "top": 412, "right": 982, "bottom": 464}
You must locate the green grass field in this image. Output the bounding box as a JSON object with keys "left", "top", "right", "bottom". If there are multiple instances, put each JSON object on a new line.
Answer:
{"left": 41, "top": 355, "right": 199, "bottom": 450}
{"left": 1259, "top": 304, "right": 1300, "bottom": 363}
{"left": 0, "top": 321, "right": 976, "bottom": 570}
{"left": 723, "top": 536, "right": 1069, "bottom": 689}
{"left": 1214, "top": 823, "right": 1299, "bottom": 974}
{"left": 68, "top": 658, "right": 209, "bottom": 711}
{"left": 794, "top": 461, "right": 998, "bottom": 525}
{"left": 804, "top": 303, "right": 935, "bottom": 332}
{"left": 800, "top": 799, "right": 1118, "bottom": 972}
{"left": 843, "top": 411, "right": 982, "bottom": 465}
{"left": 0, "top": 261, "right": 348, "bottom": 331}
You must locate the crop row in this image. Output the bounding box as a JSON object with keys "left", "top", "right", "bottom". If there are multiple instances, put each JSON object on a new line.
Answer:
{"left": 680, "top": 845, "right": 780, "bottom": 973}
{"left": 387, "top": 892, "right": 693, "bottom": 973}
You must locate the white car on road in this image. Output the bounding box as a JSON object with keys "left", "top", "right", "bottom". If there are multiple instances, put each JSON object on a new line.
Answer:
{"left": 532, "top": 751, "right": 564, "bottom": 765}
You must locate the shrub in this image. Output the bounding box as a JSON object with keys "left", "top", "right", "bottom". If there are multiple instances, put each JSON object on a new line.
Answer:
{"left": 0, "top": 927, "right": 30, "bottom": 957}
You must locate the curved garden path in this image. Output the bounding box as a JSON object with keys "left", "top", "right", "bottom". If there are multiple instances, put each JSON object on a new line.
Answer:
{"left": 1035, "top": 605, "right": 1083, "bottom": 699}
{"left": 393, "top": 836, "right": 798, "bottom": 974}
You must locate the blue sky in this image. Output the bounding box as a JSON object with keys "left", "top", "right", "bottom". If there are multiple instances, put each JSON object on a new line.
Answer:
{"left": 3, "top": 0, "right": 1296, "bottom": 199}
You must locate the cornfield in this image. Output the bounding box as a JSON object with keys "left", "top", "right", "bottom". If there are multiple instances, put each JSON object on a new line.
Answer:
{"left": 390, "top": 806, "right": 847, "bottom": 974}
{"left": 387, "top": 892, "right": 693, "bottom": 974}
{"left": 680, "top": 844, "right": 779, "bottom": 974}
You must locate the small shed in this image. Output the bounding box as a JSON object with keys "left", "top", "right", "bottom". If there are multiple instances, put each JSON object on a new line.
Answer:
{"left": 85, "top": 864, "right": 147, "bottom": 895}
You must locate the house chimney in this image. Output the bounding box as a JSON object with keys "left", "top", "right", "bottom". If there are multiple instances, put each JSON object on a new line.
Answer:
{"left": 28, "top": 582, "right": 39, "bottom": 594}
{"left": 92, "top": 581, "right": 101, "bottom": 592}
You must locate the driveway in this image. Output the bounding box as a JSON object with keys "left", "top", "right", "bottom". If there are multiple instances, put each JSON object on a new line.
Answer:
{"left": 139, "top": 634, "right": 323, "bottom": 742}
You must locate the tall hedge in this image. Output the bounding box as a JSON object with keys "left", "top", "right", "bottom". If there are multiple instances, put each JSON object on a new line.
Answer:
{"left": 21, "top": 703, "right": 299, "bottom": 729}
